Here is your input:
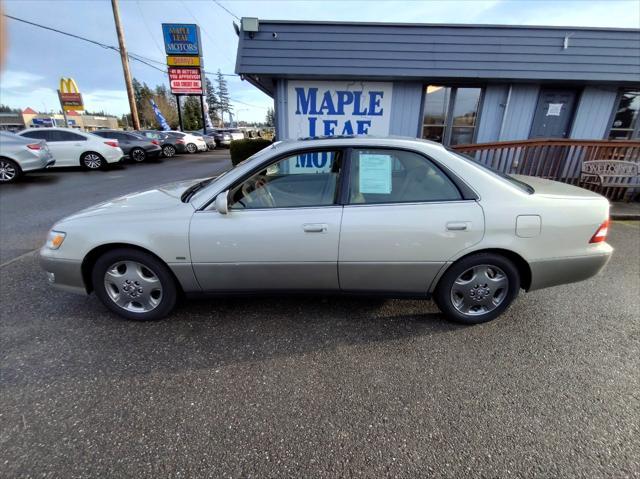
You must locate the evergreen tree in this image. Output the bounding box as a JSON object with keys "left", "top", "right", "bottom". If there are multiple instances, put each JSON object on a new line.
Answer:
{"left": 205, "top": 77, "right": 221, "bottom": 126}
{"left": 182, "top": 96, "right": 202, "bottom": 130}
{"left": 265, "top": 107, "right": 275, "bottom": 127}
{"left": 216, "top": 70, "right": 232, "bottom": 126}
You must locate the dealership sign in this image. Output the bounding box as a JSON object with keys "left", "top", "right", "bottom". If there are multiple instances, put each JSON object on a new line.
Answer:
{"left": 168, "top": 67, "right": 203, "bottom": 94}
{"left": 287, "top": 81, "right": 393, "bottom": 139}
{"left": 166, "top": 55, "right": 201, "bottom": 67}
{"left": 58, "top": 77, "right": 84, "bottom": 111}
{"left": 162, "top": 24, "right": 201, "bottom": 55}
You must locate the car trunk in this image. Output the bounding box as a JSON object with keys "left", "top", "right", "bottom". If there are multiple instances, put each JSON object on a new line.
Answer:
{"left": 511, "top": 175, "right": 605, "bottom": 200}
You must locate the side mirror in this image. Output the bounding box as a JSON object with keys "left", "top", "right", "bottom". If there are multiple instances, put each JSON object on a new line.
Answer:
{"left": 214, "top": 191, "right": 229, "bottom": 215}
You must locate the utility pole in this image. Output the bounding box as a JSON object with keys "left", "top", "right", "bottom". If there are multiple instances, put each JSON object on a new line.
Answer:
{"left": 111, "top": 0, "right": 140, "bottom": 130}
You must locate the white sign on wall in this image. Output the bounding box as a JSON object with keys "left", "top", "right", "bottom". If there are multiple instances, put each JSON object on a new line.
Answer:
{"left": 286, "top": 80, "right": 393, "bottom": 140}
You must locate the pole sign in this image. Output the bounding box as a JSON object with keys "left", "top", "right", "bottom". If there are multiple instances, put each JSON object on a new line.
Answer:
{"left": 166, "top": 55, "right": 201, "bottom": 67}
{"left": 168, "top": 67, "right": 203, "bottom": 95}
{"left": 58, "top": 77, "right": 84, "bottom": 111}
{"left": 162, "top": 24, "right": 201, "bottom": 56}
{"left": 286, "top": 81, "right": 393, "bottom": 139}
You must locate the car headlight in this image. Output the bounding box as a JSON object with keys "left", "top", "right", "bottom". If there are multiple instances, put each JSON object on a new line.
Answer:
{"left": 46, "top": 230, "right": 66, "bottom": 249}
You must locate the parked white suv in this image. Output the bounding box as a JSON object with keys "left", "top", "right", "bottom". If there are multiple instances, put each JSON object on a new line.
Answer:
{"left": 18, "top": 128, "right": 124, "bottom": 169}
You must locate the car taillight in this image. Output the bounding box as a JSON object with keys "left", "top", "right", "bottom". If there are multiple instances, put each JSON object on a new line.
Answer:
{"left": 26, "top": 143, "right": 42, "bottom": 150}
{"left": 589, "top": 219, "right": 609, "bottom": 243}
{"left": 104, "top": 140, "right": 119, "bottom": 148}
{"left": 151, "top": 140, "right": 160, "bottom": 145}
{"left": 176, "top": 139, "right": 185, "bottom": 144}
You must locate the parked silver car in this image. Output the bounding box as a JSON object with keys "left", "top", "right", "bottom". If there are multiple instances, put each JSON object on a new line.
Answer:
{"left": 39, "top": 137, "right": 612, "bottom": 324}
{"left": 0, "top": 131, "right": 55, "bottom": 183}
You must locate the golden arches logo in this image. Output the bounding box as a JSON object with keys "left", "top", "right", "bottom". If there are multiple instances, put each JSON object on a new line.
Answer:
{"left": 59, "top": 77, "right": 81, "bottom": 94}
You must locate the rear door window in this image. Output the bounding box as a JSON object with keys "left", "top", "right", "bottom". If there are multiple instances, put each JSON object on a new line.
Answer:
{"left": 347, "top": 149, "right": 462, "bottom": 204}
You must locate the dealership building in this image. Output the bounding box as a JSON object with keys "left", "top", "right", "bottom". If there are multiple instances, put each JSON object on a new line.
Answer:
{"left": 235, "top": 19, "right": 640, "bottom": 144}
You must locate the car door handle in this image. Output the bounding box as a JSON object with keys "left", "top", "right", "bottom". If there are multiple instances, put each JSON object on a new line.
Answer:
{"left": 446, "top": 222, "right": 468, "bottom": 231}
{"left": 303, "top": 223, "right": 328, "bottom": 233}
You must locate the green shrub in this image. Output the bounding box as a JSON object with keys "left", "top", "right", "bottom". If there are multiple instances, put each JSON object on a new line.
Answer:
{"left": 229, "top": 139, "right": 272, "bottom": 166}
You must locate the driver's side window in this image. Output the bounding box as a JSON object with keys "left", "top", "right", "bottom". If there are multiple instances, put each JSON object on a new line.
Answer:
{"left": 230, "top": 150, "right": 341, "bottom": 209}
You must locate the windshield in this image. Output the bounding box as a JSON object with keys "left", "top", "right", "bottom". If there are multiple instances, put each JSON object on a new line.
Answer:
{"left": 448, "top": 149, "right": 534, "bottom": 194}
{"left": 187, "top": 144, "right": 277, "bottom": 204}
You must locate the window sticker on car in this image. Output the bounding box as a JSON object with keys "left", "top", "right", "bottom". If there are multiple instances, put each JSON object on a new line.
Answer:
{"left": 359, "top": 153, "right": 392, "bottom": 194}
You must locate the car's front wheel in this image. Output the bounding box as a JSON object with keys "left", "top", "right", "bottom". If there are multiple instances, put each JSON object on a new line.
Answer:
{"left": 130, "top": 147, "right": 146, "bottom": 163}
{"left": 92, "top": 248, "right": 177, "bottom": 321}
{"left": 81, "top": 152, "right": 105, "bottom": 170}
{"left": 162, "top": 145, "right": 176, "bottom": 158}
{"left": 0, "top": 158, "right": 21, "bottom": 183}
{"left": 434, "top": 253, "right": 520, "bottom": 324}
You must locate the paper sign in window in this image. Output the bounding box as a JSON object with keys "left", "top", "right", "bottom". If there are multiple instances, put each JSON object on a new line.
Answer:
{"left": 546, "top": 103, "right": 563, "bottom": 116}
{"left": 359, "top": 154, "right": 392, "bottom": 194}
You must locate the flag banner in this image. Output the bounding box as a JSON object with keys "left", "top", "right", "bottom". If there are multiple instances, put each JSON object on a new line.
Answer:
{"left": 203, "top": 98, "right": 215, "bottom": 130}
{"left": 150, "top": 99, "right": 171, "bottom": 131}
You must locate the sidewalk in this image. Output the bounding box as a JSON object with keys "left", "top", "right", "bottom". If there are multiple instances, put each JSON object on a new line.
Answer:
{"left": 611, "top": 202, "right": 640, "bottom": 221}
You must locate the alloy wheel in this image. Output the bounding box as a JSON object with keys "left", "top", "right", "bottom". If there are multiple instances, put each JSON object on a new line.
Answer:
{"left": 103, "top": 260, "right": 163, "bottom": 313}
{"left": 83, "top": 153, "right": 103, "bottom": 169}
{"left": 131, "top": 148, "right": 146, "bottom": 162}
{"left": 0, "top": 160, "right": 17, "bottom": 182}
{"left": 186, "top": 143, "right": 197, "bottom": 153}
{"left": 163, "top": 145, "right": 175, "bottom": 157}
{"left": 450, "top": 264, "right": 509, "bottom": 316}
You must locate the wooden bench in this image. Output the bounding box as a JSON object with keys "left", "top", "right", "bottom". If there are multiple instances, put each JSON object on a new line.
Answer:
{"left": 580, "top": 160, "right": 639, "bottom": 199}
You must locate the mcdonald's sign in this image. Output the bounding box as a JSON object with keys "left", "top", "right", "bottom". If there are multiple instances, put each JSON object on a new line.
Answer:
{"left": 58, "top": 77, "right": 84, "bottom": 111}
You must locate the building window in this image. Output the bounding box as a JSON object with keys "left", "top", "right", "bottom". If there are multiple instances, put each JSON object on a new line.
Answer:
{"left": 608, "top": 89, "right": 640, "bottom": 140}
{"left": 422, "top": 86, "right": 482, "bottom": 146}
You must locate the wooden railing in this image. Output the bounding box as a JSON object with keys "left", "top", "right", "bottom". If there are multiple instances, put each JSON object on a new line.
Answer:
{"left": 452, "top": 139, "right": 640, "bottom": 200}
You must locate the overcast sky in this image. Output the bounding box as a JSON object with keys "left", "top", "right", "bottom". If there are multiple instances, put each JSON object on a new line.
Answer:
{"left": 1, "top": 0, "right": 639, "bottom": 122}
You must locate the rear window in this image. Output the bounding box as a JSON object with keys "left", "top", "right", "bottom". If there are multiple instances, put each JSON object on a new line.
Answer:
{"left": 449, "top": 149, "right": 534, "bottom": 194}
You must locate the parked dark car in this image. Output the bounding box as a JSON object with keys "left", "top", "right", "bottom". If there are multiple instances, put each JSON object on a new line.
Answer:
{"left": 209, "top": 128, "right": 244, "bottom": 147}
{"left": 93, "top": 130, "right": 162, "bottom": 162}
{"left": 187, "top": 131, "right": 217, "bottom": 150}
{"left": 137, "top": 130, "right": 180, "bottom": 158}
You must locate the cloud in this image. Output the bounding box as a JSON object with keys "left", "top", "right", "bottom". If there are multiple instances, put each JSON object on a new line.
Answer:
{"left": 1, "top": 70, "right": 45, "bottom": 91}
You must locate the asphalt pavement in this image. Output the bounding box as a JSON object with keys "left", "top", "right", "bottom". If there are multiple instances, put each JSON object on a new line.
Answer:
{"left": 1, "top": 152, "right": 639, "bottom": 477}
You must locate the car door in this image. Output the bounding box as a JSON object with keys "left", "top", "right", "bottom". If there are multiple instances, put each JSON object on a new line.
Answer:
{"left": 338, "top": 148, "right": 484, "bottom": 293}
{"left": 189, "top": 149, "right": 344, "bottom": 292}
{"left": 48, "top": 130, "right": 88, "bottom": 166}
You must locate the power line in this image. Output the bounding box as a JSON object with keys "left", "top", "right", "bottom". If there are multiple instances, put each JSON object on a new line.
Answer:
{"left": 3, "top": 14, "right": 238, "bottom": 77}
{"left": 3, "top": 14, "right": 266, "bottom": 110}
{"left": 212, "top": 0, "right": 240, "bottom": 21}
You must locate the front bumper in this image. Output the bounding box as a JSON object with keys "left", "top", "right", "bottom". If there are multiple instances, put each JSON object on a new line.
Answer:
{"left": 39, "top": 249, "right": 86, "bottom": 295}
{"left": 528, "top": 245, "right": 613, "bottom": 291}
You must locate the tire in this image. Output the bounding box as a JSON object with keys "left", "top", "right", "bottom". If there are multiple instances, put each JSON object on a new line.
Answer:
{"left": 130, "top": 147, "right": 146, "bottom": 163}
{"left": 434, "top": 253, "right": 520, "bottom": 325}
{"left": 81, "top": 152, "right": 105, "bottom": 170}
{"left": 186, "top": 143, "right": 197, "bottom": 154}
{"left": 0, "top": 158, "right": 21, "bottom": 183}
{"left": 162, "top": 145, "right": 176, "bottom": 158}
{"left": 91, "top": 248, "right": 177, "bottom": 321}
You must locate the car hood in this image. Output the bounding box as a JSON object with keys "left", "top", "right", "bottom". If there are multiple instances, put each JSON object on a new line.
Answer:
{"left": 60, "top": 178, "right": 202, "bottom": 222}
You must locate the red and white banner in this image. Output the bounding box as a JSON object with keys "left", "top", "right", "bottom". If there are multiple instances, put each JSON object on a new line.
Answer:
{"left": 168, "top": 67, "right": 203, "bottom": 95}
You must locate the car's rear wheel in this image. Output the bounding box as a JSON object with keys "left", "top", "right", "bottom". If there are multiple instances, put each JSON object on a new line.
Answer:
{"left": 130, "top": 147, "right": 146, "bottom": 162}
{"left": 0, "top": 158, "right": 21, "bottom": 183}
{"left": 186, "top": 143, "right": 197, "bottom": 154}
{"left": 81, "top": 152, "right": 105, "bottom": 170}
{"left": 162, "top": 144, "right": 176, "bottom": 158}
{"left": 434, "top": 253, "right": 520, "bottom": 324}
{"left": 92, "top": 248, "right": 177, "bottom": 321}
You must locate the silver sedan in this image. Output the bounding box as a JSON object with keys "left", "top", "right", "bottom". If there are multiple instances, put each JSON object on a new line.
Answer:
{"left": 0, "top": 131, "right": 55, "bottom": 182}
{"left": 40, "top": 137, "right": 613, "bottom": 324}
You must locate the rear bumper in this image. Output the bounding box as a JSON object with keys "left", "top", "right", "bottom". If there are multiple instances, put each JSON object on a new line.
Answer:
{"left": 39, "top": 250, "right": 86, "bottom": 295}
{"left": 528, "top": 245, "right": 613, "bottom": 291}
{"left": 104, "top": 148, "right": 125, "bottom": 164}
